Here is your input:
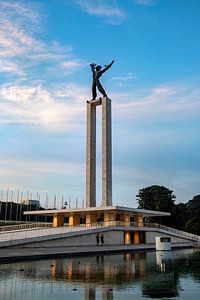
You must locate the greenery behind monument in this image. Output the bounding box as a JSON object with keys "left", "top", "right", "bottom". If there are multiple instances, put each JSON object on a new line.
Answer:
{"left": 137, "top": 185, "right": 200, "bottom": 235}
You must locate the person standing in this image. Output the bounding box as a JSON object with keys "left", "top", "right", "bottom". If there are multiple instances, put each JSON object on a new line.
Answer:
{"left": 100, "top": 234, "right": 104, "bottom": 246}
{"left": 96, "top": 233, "right": 100, "bottom": 246}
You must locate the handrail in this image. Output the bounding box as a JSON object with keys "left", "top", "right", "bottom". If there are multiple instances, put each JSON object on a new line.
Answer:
{"left": 85, "top": 221, "right": 200, "bottom": 242}
{"left": 0, "top": 225, "right": 95, "bottom": 243}
{"left": 144, "top": 223, "right": 200, "bottom": 241}
{"left": 0, "top": 222, "right": 52, "bottom": 232}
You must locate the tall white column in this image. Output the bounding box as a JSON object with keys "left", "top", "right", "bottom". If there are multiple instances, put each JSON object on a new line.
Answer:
{"left": 86, "top": 97, "right": 112, "bottom": 208}
{"left": 86, "top": 101, "right": 96, "bottom": 207}
{"left": 102, "top": 97, "right": 112, "bottom": 206}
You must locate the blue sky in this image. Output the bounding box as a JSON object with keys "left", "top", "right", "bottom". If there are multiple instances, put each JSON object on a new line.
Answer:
{"left": 0, "top": 0, "right": 200, "bottom": 208}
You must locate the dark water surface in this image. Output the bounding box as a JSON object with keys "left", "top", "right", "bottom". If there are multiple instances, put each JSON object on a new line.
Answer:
{"left": 0, "top": 249, "right": 200, "bottom": 300}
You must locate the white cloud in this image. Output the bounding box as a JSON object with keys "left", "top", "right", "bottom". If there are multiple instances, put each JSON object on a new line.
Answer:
{"left": 75, "top": 0, "right": 126, "bottom": 24}
{"left": 113, "top": 84, "right": 200, "bottom": 123}
{"left": 0, "top": 1, "right": 83, "bottom": 78}
{"left": 134, "top": 0, "right": 158, "bottom": 6}
{"left": 0, "top": 1, "right": 86, "bottom": 134}
{"left": 1, "top": 81, "right": 197, "bottom": 131}
{"left": 1, "top": 82, "right": 198, "bottom": 133}
{"left": 111, "top": 72, "right": 136, "bottom": 81}
{"left": 0, "top": 59, "right": 25, "bottom": 76}
{"left": 111, "top": 72, "right": 137, "bottom": 86}
{"left": 0, "top": 83, "right": 89, "bottom": 132}
{"left": 58, "top": 60, "right": 85, "bottom": 74}
{"left": 0, "top": 1, "right": 41, "bottom": 75}
{"left": 0, "top": 1, "right": 40, "bottom": 23}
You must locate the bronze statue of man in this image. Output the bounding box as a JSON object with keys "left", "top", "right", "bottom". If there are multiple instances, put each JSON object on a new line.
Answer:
{"left": 90, "top": 60, "right": 114, "bottom": 100}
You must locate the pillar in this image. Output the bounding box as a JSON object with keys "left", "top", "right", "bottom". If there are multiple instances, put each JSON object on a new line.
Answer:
{"left": 69, "top": 215, "right": 80, "bottom": 226}
{"left": 104, "top": 212, "right": 116, "bottom": 226}
{"left": 86, "top": 101, "right": 96, "bottom": 207}
{"left": 85, "top": 287, "right": 96, "bottom": 300}
{"left": 124, "top": 231, "right": 131, "bottom": 244}
{"left": 66, "top": 261, "right": 73, "bottom": 279}
{"left": 135, "top": 214, "right": 143, "bottom": 227}
{"left": 53, "top": 214, "right": 64, "bottom": 227}
{"left": 102, "top": 288, "right": 113, "bottom": 300}
{"left": 102, "top": 97, "right": 112, "bottom": 207}
{"left": 86, "top": 97, "right": 112, "bottom": 208}
{"left": 134, "top": 231, "right": 140, "bottom": 244}
{"left": 123, "top": 214, "right": 130, "bottom": 226}
{"left": 86, "top": 214, "right": 97, "bottom": 226}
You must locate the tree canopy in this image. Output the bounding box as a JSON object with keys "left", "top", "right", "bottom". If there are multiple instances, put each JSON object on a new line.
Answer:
{"left": 185, "top": 195, "right": 200, "bottom": 235}
{"left": 137, "top": 185, "right": 176, "bottom": 213}
{"left": 136, "top": 186, "right": 200, "bottom": 234}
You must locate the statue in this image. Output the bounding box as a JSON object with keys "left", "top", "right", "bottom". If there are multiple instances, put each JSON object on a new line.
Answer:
{"left": 90, "top": 60, "right": 114, "bottom": 100}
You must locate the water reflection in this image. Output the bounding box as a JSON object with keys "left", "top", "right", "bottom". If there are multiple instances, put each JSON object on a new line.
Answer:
{"left": 84, "top": 287, "right": 113, "bottom": 300}
{"left": 142, "top": 251, "right": 178, "bottom": 298}
{"left": 0, "top": 249, "right": 199, "bottom": 300}
{"left": 156, "top": 251, "right": 172, "bottom": 272}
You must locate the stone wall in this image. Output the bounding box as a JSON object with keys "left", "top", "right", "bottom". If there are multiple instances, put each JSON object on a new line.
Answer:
{"left": 145, "top": 230, "right": 193, "bottom": 244}
{"left": 21, "top": 227, "right": 194, "bottom": 248}
{"left": 23, "top": 230, "right": 124, "bottom": 247}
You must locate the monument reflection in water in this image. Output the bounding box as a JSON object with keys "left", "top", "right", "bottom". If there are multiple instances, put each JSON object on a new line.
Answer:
{"left": 0, "top": 249, "right": 200, "bottom": 300}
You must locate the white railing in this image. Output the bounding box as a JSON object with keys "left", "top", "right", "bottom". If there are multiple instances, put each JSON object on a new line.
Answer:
{"left": 87, "top": 221, "right": 200, "bottom": 242}
{"left": 144, "top": 223, "right": 200, "bottom": 242}
{"left": 0, "top": 225, "right": 95, "bottom": 243}
{"left": 0, "top": 222, "right": 52, "bottom": 232}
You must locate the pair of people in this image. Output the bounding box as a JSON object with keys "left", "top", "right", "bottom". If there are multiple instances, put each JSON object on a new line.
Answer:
{"left": 96, "top": 233, "right": 104, "bottom": 246}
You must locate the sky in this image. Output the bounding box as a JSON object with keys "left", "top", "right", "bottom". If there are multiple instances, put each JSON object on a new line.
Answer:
{"left": 0, "top": 0, "right": 200, "bottom": 208}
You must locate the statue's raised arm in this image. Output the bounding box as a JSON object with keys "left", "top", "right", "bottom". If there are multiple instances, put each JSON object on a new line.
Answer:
{"left": 101, "top": 60, "right": 115, "bottom": 74}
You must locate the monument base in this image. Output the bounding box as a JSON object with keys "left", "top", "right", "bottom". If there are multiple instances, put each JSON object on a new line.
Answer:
{"left": 87, "top": 98, "right": 102, "bottom": 105}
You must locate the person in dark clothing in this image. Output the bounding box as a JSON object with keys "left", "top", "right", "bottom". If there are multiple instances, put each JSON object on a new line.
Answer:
{"left": 90, "top": 60, "right": 114, "bottom": 100}
{"left": 96, "top": 233, "right": 100, "bottom": 246}
{"left": 100, "top": 234, "right": 104, "bottom": 246}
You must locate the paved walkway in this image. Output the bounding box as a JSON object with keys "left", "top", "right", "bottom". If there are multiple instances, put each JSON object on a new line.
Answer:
{"left": 0, "top": 242, "right": 193, "bottom": 263}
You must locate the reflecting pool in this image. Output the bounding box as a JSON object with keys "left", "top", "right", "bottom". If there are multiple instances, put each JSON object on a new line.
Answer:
{"left": 0, "top": 248, "right": 200, "bottom": 299}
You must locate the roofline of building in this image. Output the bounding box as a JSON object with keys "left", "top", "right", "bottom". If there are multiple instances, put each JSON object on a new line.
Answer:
{"left": 24, "top": 205, "right": 170, "bottom": 217}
